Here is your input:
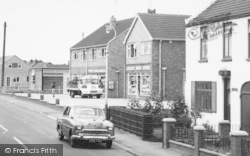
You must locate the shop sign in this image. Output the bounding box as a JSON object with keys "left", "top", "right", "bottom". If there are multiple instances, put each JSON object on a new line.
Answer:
{"left": 88, "top": 69, "right": 105, "bottom": 73}
{"left": 126, "top": 65, "right": 150, "bottom": 71}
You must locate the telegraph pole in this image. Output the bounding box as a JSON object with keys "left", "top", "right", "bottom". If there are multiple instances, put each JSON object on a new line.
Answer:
{"left": 1, "top": 22, "right": 7, "bottom": 88}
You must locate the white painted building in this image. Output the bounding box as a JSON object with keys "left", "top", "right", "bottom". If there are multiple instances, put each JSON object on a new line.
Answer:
{"left": 185, "top": 0, "right": 250, "bottom": 131}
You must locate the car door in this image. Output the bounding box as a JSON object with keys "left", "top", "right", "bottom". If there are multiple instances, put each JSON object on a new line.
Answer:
{"left": 62, "top": 107, "right": 71, "bottom": 138}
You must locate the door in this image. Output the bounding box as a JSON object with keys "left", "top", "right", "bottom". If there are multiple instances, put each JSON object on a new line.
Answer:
{"left": 224, "top": 78, "right": 231, "bottom": 121}
{"left": 241, "top": 82, "right": 250, "bottom": 132}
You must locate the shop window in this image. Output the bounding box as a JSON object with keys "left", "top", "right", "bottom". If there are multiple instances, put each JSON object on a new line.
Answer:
{"left": 191, "top": 81, "right": 216, "bottom": 113}
{"left": 200, "top": 26, "right": 208, "bottom": 61}
{"left": 141, "top": 42, "right": 151, "bottom": 55}
{"left": 127, "top": 44, "right": 137, "bottom": 58}
{"left": 223, "top": 22, "right": 232, "bottom": 60}
{"left": 128, "top": 74, "right": 137, "bottom": 95}
{"left": 6, "top": 77, "right": 11, "bottom": 87}
{"left": 140, "top": 74, "right": 150, "bottom": 96}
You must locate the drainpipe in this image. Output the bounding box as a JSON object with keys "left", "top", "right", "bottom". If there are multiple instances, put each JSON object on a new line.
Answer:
{"left": 159, "top": 39, "right": 162, "bottom": 96}
{"left": 86, "top": 48, "right": 88, "bottom": 75}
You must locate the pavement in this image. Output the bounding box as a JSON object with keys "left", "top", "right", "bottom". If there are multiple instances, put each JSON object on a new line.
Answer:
{"left": 1, "top": 93, "right": 182, "bottom": 156}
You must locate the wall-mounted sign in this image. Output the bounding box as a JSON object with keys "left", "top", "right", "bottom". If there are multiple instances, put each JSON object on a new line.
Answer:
{"left": 108, "top": 81, "right": 114, "bottom": 89}
{"left": 126, "top": 65, "right": 150, "bottom": 71}
{"left": 88, "top": 69, "right": 106, "bottom": 73}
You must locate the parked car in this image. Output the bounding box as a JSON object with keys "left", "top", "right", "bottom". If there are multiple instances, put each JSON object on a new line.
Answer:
{"left": 56, "top": 105, "right": 115, "bottom": 148}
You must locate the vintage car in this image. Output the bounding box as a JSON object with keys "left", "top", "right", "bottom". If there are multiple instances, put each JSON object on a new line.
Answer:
{"left": 56, "top": 105, "right": 115, "bottom": 148}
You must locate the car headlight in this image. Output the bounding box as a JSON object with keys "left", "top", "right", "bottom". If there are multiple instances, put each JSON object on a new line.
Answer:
{"left": 76, "top": 125, "right": 83, "bottom": 130}
{"left": 108, "top": 127, "right": 113, "bottom": 131}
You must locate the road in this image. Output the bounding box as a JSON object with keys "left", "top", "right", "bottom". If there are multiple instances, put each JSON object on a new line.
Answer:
{"left": 0, "top": 97, "right": 131, "bottom": 156}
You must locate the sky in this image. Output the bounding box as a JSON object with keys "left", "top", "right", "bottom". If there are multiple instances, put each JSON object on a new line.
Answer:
{"left": 0, "top": 0, "right": 215, "bottom": 64}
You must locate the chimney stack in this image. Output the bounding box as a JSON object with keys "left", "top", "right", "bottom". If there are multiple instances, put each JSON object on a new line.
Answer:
{"left": 148, "top": 9, "right": 156, "bottom": 14}
{"left": 82, "top": 32, "right": 84, "bottom": 39}
{"left": 109, "top": 15, "right": 116, "bottom": 29}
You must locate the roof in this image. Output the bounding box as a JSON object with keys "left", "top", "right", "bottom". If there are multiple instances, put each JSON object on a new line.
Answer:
{"left": 71, "top": 17, "right": 134, "bottom": 50}
{"left": 186, "top": 0, "right": 250, "bottom": 27}
{"left": 31, "top": 62, "right": 69, "bottom": 69}
{"left": 125, "top": 13, "right": 190, "bottom": 42}
{"left": 0, "top": 55, "right": 16, "bottom": 66}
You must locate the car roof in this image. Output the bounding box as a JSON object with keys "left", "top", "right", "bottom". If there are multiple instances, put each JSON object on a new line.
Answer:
{"left": 70, "top": 105, "right": 103, "bottom": 109}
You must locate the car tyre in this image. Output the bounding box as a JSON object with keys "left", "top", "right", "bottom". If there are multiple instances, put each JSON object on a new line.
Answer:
{"left": 96, "top": 95, "right": 101, "bottom": 98}
{"left": 58, "top": 127, "right": 64, "bottom": 141}
{"left": 106, "top": 141, "right": 112, "bottom": 149}
{"left": 69, "top": 135, "right": 76, "bottom": 148}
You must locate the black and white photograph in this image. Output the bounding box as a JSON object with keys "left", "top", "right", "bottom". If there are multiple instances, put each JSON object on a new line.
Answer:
{"left": 0, "top": 0, "right": 250, "bottom": 155}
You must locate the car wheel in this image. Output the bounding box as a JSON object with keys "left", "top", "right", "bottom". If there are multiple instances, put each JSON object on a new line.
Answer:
{"left": 57, "top": 127, "right": 64, "bottom": 141}
{"left": 106, "top": 141, "right": 112, "bottom": 149}
{"left": 69, "top": 135, "right": 76, "bottom": 147}
{"left": 88, "top": 95, "right": 93, "bottom": 98}
{"left": 96, "top": 95, "right": 101, "bottom": 98}
{"left": 70, "top": 91, "right": 75, "bottom": 98}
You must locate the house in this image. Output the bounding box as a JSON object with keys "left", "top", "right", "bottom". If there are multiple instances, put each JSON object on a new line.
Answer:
{"left": 0, "top": 55, "right": 30, "bottom": 92}
{"left": 70, "top": 16, "right": 133, "bottom": 98}
{"left": 124, "top": 11, "right": 190, "bottom": 100}
{"left": 29, "top": 62, "right": 69, "bottom": 94}
{"left": 185, "top": 0, "right": 250, "bottom": 130}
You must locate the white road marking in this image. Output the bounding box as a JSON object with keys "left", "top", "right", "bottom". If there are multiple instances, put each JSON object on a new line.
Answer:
{"left": 13, "top": 137, "right": 28, "bottom": 149}
{"left": 0, "top": 124, "right": 8, "bottom": 132}
{"left": 46, "top": 115, "right": 57, "bottom": 121}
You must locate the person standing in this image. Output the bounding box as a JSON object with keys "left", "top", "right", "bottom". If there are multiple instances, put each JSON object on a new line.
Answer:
{"left": 51, "top": 82, "right": 56, "bottom": 97}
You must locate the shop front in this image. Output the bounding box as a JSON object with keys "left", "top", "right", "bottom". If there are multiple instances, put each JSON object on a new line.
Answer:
{"left": 126, "top": 64, "right": 151, "bottom": 97}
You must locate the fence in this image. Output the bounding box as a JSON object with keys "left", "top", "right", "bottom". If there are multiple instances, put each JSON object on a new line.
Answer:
{"left": 109, "top": 106, "right": 154, "bottom": 140}
{"left": 162, "top": 119, "right": 250, "bottom": 156}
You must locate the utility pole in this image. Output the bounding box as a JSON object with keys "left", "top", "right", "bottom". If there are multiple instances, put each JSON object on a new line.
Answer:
{"left": 1, "top": 22, "right": 7, "bottom": 88}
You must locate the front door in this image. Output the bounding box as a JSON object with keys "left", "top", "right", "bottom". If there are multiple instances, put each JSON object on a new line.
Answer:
{"left": 241, "top": 82, "right": 250, "bottom": 132}
{"left": 224, "top": 78, "right": 231, "bottom": 121}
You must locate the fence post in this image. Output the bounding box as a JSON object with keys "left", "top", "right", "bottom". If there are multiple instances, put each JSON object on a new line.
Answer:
{"left": 194, "top": 125, "right": 205, "bottom": 156}
{"left": 230, "top": 131, "right": 249, "bottom": 156}
{"left": 219, "top": 120, "right": 230, "bottom": 138}
{"left": 55, "top": 98, "right": 60, "bottom": 105}
{"left": 27, "top": 92, "right": 31, "bottom": 98}
{"left": 162, "top": 118, "right": 176, "bottom": 148}
{"left": 40, "top": 94, "right": 44, "bottom": 101}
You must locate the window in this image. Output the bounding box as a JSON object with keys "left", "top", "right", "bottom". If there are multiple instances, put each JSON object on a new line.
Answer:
{"left": 127, "top": 44, "right": 137, "bottom": 58}
{"left": 191, "top": 81, "right": 216, "bottom": 112}
{"left": 248, "top": 20, "right": 250, "bottom": 59}
{"left": 99, "top": 48, "right": 106, "bottom": 58}
{"left": 32, "top": 75, "right": 35, "bottom": 83}
{"left": 223, "top": 22, "right": 232, "bottom": 60}
{"left": 6, "top": 77, "right": 11, "bottom": 87}
{"left": 128, "top": 74, "right": 137, "bottom": 95}
{"left": 72, "top": 51, "right": 78, "bottom": 60}
{"left": 9, "top": 63, "right": 21, "bottom": 68}
{"left": 13, "top": 77, "right": 19, "bottom": 83}
{"left": 140, "top": 74, "right": 150, "bottom": 96}
{"left": 82, "top": 50, "right": 86, "bottom": 60}
{"left": 200, "top": 26, "right": 208, "bottom": 61}
{"left": 27, "top": 76, "right": 29, "bottom": 82}
{"left": 89, "top": 49, "right": 97, "bottom": 61}
{"left": 141, "top": 42, "right": 151, "bottom": 55}
{"left": 63, "top": 107, "right": 71, "bottom": 116}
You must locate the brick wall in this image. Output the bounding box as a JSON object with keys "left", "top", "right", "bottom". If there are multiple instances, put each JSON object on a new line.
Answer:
{"left": 152, "top": 40, "right": 185, "bottom": 101}
{"left": 108, "top": 30, "right": 128, "bottom": 98}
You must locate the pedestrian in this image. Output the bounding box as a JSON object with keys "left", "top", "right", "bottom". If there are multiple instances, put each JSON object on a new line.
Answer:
{"left": 51, "top": 82, "right": 56, "bottom": 97}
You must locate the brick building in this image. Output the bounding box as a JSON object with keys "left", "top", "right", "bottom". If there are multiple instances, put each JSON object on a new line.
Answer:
{"left": 29, "top": 62, "right": 69, "bottom": 94}
{"left": 0, "top": 55, "right": 30, "bottom": 92}
{"left": 124, "top": 12, "right": 190, "bottom": 100}
{"left": 70, "top": 16, "right": 133, "bottom": 98}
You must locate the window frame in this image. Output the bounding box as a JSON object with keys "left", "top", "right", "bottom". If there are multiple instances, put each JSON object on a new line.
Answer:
{"left": 127, "top": 43, "right": 137, "bottom": 58}
{"left": 6, "top": 77, "right": 11, "bottom": 87}
{"left": 200, "top": 26, "right": 208, "bottom": 62}
{"left": 222, "top": 22, "right": 232, "bottom": 61}
{"left": 191, "top": 81, "right": 217, "bottom": 113}
{"left": 248, "top": 19, "right": 250, "bottom": 60}
{"left": 141, "top": 42, "right": 151, "bottom": 55}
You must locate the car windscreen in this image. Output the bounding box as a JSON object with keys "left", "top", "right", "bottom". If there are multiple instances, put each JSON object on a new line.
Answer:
{"left": 82, "top": 79, "right": 99, "bottom": 85}
{"left": 73, "top": 107, "right": 104, "bottom": 117}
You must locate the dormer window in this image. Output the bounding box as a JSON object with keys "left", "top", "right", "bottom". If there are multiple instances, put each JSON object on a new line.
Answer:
{"left": 127, "top": 43, "right": 137, "bottom": 58}
{"left": 200, "top": 26, "right": 208, "bottom": 62}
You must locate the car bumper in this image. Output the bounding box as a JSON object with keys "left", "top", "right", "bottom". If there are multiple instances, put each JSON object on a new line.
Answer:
{"left": 71, "top": 135, "right": 115, "bottom": 142}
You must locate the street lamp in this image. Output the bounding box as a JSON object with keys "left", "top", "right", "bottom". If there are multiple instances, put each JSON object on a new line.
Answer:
{"left": 105, "top": 16, "right": 117, "bottom": 119}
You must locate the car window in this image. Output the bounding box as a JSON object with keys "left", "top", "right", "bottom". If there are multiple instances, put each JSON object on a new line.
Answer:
{"left": 73, "top": 108, "right": 104, "bottom": 117}
{"left": 63, "top": 107, "right": 71, "bottom": 116}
